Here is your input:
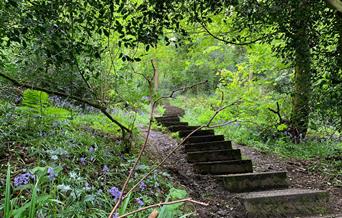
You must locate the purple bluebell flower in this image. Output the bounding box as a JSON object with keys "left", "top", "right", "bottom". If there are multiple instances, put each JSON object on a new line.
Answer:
{"left": 47, "top": 167, "right": 56, "bottom": 181}
{"left": 139, "top": 181, "right": 147, "bottom": 191}
{"left": 135, "top": 198, "right": 144, "bottom": 206}
{"left": 108, "top": 186, "right": 121, "bottom": 201}
{"left": 13, "top": 172, "right": 35, "bottom": 187}
{"left": 102, "top": 165, "right": 110, "bottom": 174}
{"left": 84, "top": 182, "right": 91, "bottom": 191}
{"left": 80, "top": 156, "right": 86, "bottom": 165}
{"left": 89, "top": 146, "right": 95, "bottom": 153}
{"left": 112, "top": 213, "right": 119, "bottom": 218}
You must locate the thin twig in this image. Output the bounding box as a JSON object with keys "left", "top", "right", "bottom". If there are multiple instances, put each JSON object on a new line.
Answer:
{"left": 108, "top": 101, "right": 157, "bottom": 217}
{"left": 206, "top": 98, "right": 242, "bottom": 126}
{"left": 208, "top": 120, "right": 239, "bottom": 128}
{"left": 268, "top": 102, "right": 283, "bottom": 123}
{"left": 123, "top": 125, "right": 204, "bottom": 198}
{"left": 197, "top": 18, "right": 268, "bottom": 46}
{"left": 122, "top": 100, "right": 237, "bottom": 200}
{"left": 119, "top": 198, "right": 208, "bottom": 218}
{"left": 108, "top": 80, "right": 208, "bottom": 218}
{"left": 169, "top": 80, "right": 208, "bottom": 98}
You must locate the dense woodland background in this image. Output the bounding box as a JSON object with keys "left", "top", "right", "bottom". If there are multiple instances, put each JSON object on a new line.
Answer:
{"left": 0, "top": 0, "right": 341, "bottom": 217}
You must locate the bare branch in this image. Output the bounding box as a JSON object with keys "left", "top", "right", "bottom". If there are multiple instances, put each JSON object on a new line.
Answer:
{"left": 108, "top": 99, "right": 157, "bottom": 217}
{"left": 268, "top": 102, "right": 283, "bottom": 123}
{"left": 108, "top": 80, "right": 209, "bottom": 217}
{"left": 169, "top": 80, "right": 208, "bottom": 98}
{"left": 206, "top": 98, "right": 242, "bottom": 127}
{"left": 121, "top": 100, "right": 239, "bottom": 204}
{"left": 208, "top": 120, "right": 239, "bottom": 128}
{"left": 197, "top": 18, "right": 268, "bottom": 46}
{"left": 119, "top": 198, "right": 208, "bottom": 218}
{"left": 130, "top": 65, "right": 150, "bottom": 83}
{"left": 123, "top": 125, "right": 204, "bottom": 199}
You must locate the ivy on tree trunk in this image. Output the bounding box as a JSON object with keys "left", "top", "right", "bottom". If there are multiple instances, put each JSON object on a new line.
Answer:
{"left": 290, "top": 4, "right": 312, "bottom": 143}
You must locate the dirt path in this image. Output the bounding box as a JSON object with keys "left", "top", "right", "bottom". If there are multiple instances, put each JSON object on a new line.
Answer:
{"left": 143, "top": 128, "right": 342, "bottom": 217}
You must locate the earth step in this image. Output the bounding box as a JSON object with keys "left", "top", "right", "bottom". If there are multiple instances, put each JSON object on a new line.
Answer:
{"left": 168, "top": 125, "right": 200, "bottom": 132}
{"left": 193, "top": 160, "right": 253, "bottom": 175}
{"left": 184, "top": 135, "right": 225, "bottom": 144}
{"left": 179, "top": 129, "right": 214, "bottom": 137}
{"left": 184, "top": 141, "right": 232, "bottom": 152}
{"left": 155, "top": 116, "right": 180, "bottom": 123}
{"left": 240, "top": 189, "right": 329, "bottom": 218}
{"left": 161, "top": 122, "right": 188, "bottom": 127}
{"left": 216, "top": 171, "right": 288, "bottom": 192}
{"left": 187, "top": 149, "right": 241, "bottom": 163}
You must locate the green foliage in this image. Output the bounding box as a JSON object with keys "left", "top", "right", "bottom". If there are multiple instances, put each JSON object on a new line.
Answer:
{"left": 4, "top": 164, "right": 11, "bottom": 218}
{"left": 0, "top": 99, "right": 190, "bottom": 217}
{"left": 159, "top": 188, "right": 188, "bottom": 218}
{"left": 22, "top": 89, "right": 50, "bottom": 109}
{"left": 118, "top": 192, "right": 132, "bottom": 216}
{"left": 1, "top": 0, "right": 342, "bottom": 216}
{"left": 28, "top": 179, "right": 38, "bottom": 218}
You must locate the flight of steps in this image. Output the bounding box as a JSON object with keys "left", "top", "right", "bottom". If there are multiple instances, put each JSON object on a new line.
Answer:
{"left": 155, "top": 111, "right": 330, "bottom": 218}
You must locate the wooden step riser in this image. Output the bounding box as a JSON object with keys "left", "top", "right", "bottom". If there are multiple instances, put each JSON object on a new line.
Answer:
{"left": 179, "top": 130, "right": 214, "bottom": 137}
{"left": 187, "top": 149, "right": 241, "bottom": 163}
{"left": 184, "top": 135, "right": 225, "bottom": 144}
{"left": 161, "top": 122, "right": 188, "bottom": 127}
{"left": 193, "top": 160, "right": 253, "bottom": 175}
{"left": 219, "top": 171, "right": 288, "bottom": 192}
{"left": 163, "top": 113, "right": 183, "bottom": 117}
{"left": 154, "top": 116, "right": 180, "bottom": 122}
{"left": 155, "top": 115, "right": 179, "bottom": 119}
{"left": 184, "top": 141, "right": 232, "bottom": 152}
{"left": 156, "top": 118, "right": 180, "bottom": 123}
{"left": 241, "top": 190, "right": 329, "bottom": 218}
{"left": 168, "top": 126, "right": 200, "bottom": 132}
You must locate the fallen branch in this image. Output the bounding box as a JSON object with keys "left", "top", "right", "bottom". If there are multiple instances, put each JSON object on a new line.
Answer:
{"left": 119, "top": 198, "right": 208, "bottom": 218}
{"left": 0, "top": 72, "right": 131, "bottom": 137}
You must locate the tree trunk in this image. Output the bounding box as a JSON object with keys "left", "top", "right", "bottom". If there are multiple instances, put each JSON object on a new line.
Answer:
{"left": 290, "top": 16, "right": 312, "bottom": 143}
{"left": 336, "top": 12, "right": 342, "bottom": 131}
{"left": 335, "top": 12, "right": 342, "bottom": 70}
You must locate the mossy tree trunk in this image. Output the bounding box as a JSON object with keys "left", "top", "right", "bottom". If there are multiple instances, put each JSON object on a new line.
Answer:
{"left": 290, "top": 15, "right": 312, "bottom": 143}
{"left": 336, "top": 12, "right": 342, "bottom": 131}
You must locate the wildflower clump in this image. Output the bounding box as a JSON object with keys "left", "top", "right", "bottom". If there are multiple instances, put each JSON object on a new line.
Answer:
{"left": 13, "top": 172, "right": 35, "bottom": 187}
{"left": 108, "top": 186, "right": 121, "bottom": 201}
{"left": 47, "top": 167, "right": 57, "bottom": 181}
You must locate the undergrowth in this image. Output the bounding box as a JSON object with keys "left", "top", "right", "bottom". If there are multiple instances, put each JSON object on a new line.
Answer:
{"left": 0, "top": 90, "right": 191, "bottom": 217}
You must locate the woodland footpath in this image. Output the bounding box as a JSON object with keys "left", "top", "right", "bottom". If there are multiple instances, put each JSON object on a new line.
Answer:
{"left": 0, "top": 0, "right": 342, "bottom": 217}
